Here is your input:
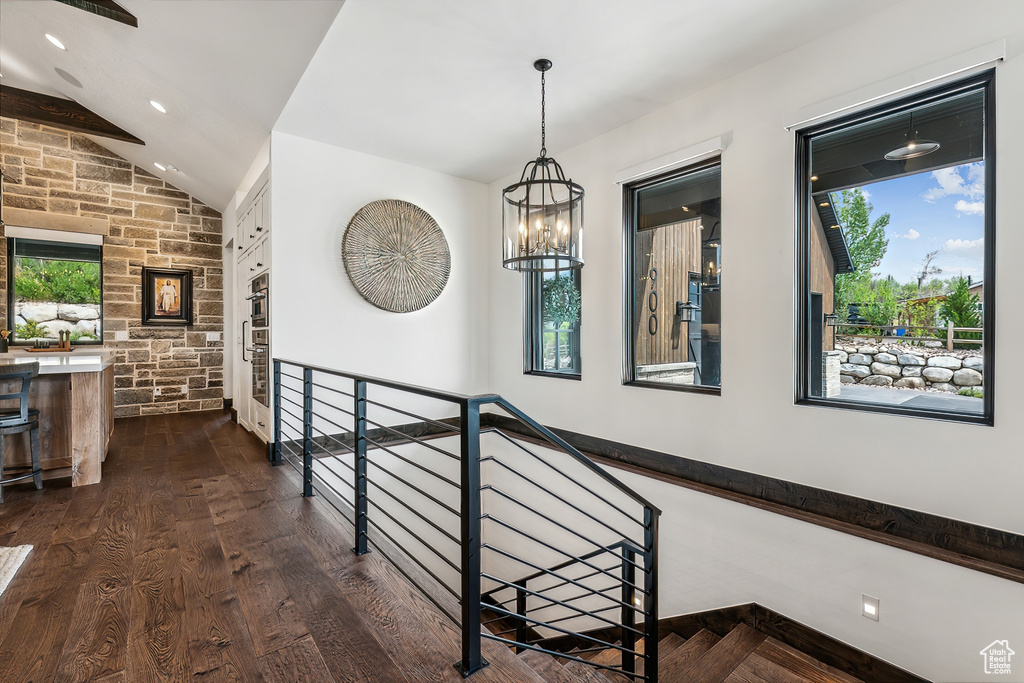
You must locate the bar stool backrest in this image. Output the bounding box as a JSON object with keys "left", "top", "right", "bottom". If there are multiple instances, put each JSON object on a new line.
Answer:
{"left": 0, "top": 362, "right": 40, "bottom": 425}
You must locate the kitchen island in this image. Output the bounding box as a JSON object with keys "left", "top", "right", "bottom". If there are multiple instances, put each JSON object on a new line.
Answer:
{"left": 0, "top": 350, "right": 115, "bottom": 487}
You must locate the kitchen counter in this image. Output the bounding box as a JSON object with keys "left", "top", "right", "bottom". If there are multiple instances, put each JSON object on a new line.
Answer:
{"left": 0, "top": 349, "right": 116, "bottom": 374}
{"left": 0, "top": 348, "right": 115, "bottom": 487}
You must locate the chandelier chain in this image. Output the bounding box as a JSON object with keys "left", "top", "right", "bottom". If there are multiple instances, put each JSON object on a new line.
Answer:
{"left": 540, "top": 69, "right": 547, "bottom": 158}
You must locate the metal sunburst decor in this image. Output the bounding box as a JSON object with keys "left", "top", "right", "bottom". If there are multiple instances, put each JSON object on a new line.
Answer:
{"left": 342, "top": 199, "right": 451, "bottom": 313}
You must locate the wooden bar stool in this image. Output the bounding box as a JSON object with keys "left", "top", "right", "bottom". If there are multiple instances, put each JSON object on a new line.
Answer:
{"left": 0, "top": 361, "right": 43, "bottom": 503}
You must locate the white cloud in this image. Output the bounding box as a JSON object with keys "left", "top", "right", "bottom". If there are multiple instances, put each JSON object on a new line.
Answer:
{"left": 894, "top": 228, "right": 920, "bottom": 240}
{"left": 954, "top": 200, "right": 984, "bottom": 215}
{"left": 923, "top": 163, "right": 985, "bottom": 202}
{"left": 943, "top": 237, "right": 984, "bottom": 260}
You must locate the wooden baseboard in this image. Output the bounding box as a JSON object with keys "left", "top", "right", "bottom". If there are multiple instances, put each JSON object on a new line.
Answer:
{"left": 659, "top": 603, "right": 928, "bottom": 683}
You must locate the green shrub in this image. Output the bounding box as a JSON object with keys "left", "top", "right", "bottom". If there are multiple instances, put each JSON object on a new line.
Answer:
{"left": 15, "top": 319, "right": 48, "bottom": 340}
{"left": 13, "top": 258, "right": 101, "bottom": 304}
{"left": 958, "top": 387, "right": 983, "bottom": 399}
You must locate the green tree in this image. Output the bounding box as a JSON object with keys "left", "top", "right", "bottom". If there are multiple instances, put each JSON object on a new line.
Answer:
{"left": 541, "top": 274, "right": 581, "bottom": 329}
{"left": 834, "top": 189, "right": 890, "bottom": 323}
{"left": 939, "top": 276, "right": 981, "bottom": 349}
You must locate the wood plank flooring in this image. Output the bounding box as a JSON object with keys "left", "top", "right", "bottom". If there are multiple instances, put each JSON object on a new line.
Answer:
{"left": 0, "top": 410, "right": 554, "bottom": 682}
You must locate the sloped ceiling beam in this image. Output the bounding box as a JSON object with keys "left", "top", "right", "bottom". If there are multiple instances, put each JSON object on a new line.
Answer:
{"left": 0, "top": 85, "right": 145, "bottom": 145}
{"left": 54, "top": 0, "right": 138, "bottom": 28}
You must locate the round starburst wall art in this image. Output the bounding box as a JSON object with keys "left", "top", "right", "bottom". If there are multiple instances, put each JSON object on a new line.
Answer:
{"left": 342, "top": 200, "right": 451, "bottom": 313}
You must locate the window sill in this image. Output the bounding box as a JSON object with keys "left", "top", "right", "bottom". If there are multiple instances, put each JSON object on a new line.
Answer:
{"left": 796, "top": 396, "right": 992, "bottom": 426}
{"left": 623, "top": 380, "right": 721, "bottom": 395}
{"left": 525, "top": 370, "right": 581, "bottom": 381}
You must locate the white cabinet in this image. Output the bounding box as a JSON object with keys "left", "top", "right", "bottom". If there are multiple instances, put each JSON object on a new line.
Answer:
{"left": 234, "top": 178, "right": 271, "bottom": 443}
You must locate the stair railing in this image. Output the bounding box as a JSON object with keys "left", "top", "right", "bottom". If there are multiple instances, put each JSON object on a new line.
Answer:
{"left": 272, "top": 359, "right": 660, "bottom": 681}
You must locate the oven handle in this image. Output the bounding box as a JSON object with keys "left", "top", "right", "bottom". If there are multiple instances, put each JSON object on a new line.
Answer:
{"left": 245, "top": 290, "right": 267, "bottom": 301}
{"left": 242, "top": 320, "right": 249, "bottom": 362}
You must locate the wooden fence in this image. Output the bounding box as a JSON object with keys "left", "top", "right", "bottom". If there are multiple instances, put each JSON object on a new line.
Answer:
{"left": 836, "top": 322, "right": 982, "bottom": 352}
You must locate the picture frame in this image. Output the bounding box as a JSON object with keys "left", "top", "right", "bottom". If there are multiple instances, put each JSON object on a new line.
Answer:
{"left": 141, "top": 267, "right": 193, "bottom": 326}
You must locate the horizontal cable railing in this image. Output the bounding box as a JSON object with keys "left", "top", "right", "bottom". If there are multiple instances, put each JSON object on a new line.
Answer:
{"left": 272, "top": 359, "right": 660, "bottom": 681}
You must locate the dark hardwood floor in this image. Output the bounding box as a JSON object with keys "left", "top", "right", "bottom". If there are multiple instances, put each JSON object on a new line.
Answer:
{"left": 0, "top": 410, "right": 554, "bottom": 682}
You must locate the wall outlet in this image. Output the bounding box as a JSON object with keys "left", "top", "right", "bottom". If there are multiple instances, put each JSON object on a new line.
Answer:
{"left": 206, "top": 332, "right": 221, "bottom": 342}
{"left": 862, "top": 594, "right": 880, "bottom": 621}
{"left": 181, "top": 385, "right": 188, "bottom": 394}
{"left": 154, "top": 386, "right": 162, "bottom": 396}
{"left": 115, "top": 330, "right": 128, "bottom": 341}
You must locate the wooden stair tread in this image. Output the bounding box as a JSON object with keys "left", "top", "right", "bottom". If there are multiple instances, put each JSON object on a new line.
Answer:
{"left": 520, "top": 649, "right": 590, "bottom": 683}
{"left": 659, "top": 629, "right": 721, "bottom": 678}
{"left": 754, "top": 638, "right": 864, "bottom": 683}
{"left": 664, "top": 623, "right": 767, "bottom": 683}
{"left": 724, "top": 651, "right": 812, "bottom": 683}
{"left": 563, "top": 659, "right": 620, "bottom": 683}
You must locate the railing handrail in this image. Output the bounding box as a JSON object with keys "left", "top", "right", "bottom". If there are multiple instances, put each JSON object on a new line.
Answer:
{"left": 274, "top": 357, "right": 500, "bottom": 406}
{"left": 275, "top": 358, "right": 661, "bottom": 514}
{"left": 488, "top": 397, "right": 662, "bottom": 514}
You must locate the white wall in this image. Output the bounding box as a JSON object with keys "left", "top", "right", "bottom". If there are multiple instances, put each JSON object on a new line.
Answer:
{"left": 264, "top": 2, "right": 1024, "bottom": 679}
{"left": 270, "top": 131, "right": 490, "bottom": 398}
{"left": 486, "top": 1, "right": 1024, "bottom": 535}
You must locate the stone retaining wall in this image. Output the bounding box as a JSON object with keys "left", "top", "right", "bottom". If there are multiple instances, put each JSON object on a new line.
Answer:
{"left": 837, "top": 345, "right": 983, "bottom": 393}
{"left": 15, "top": 301, "right": 101, "bottom": 338}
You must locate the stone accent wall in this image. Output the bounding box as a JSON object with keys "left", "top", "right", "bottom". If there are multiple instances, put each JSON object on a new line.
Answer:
{"left": 0, "top": 116, "right": 224, "bottom": 417}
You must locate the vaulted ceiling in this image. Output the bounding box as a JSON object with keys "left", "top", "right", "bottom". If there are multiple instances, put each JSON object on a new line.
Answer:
{"left": 2, "top": 0, "right": 900, "bottom": 210}
{"left": 0, "top": 0, "right": 344, "bottom": 209}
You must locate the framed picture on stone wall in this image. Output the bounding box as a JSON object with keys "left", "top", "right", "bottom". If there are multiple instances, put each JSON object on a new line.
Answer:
{"left": 142, "top": 267, "right": 193, "bottom": 326}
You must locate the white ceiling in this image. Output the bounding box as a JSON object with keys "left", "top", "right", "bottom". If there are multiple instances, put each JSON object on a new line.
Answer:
{"left": 0, "top": 0, "right": 344, "bottom": 209}
{"left": 277, "top": 0, "right": 897, "bottom": 184}
{"left": 0, "top": 0, "right": 900, "bottom": 209}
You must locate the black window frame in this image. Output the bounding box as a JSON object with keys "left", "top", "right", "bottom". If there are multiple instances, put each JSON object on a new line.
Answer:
{"left": 523, "top": 268, "right": 582, "bottom": 380}
{"left": 622, "top": 156, "right": 723, "bottom": 395}
{"left": 6, "top": 236, "right": 105, "bottom": 346}
{"left": 794, "top": 70, "right": 995, "bottom": 425}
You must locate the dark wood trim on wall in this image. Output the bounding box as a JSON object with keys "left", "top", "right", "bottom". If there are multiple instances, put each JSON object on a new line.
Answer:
{"left": 481, "top": 414, "right": 1024, "bottom": 584}
{"left": 659, "top": 603, "right": 928, "bottom": 683}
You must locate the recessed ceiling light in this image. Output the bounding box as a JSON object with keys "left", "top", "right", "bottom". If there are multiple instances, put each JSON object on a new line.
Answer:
{"left": 150, "top": 100, "right": 167, "bottom": 114}
{"left": 154, "top": 162, "right": 167, "bottom": 171}
{"left": 830, "top": 224, "right": 840, "bottom": 229}
{"left": 45, "top": 34, "right": 67, "bottom": 50}
{"left": 810, "top": 175, "right": 818, "bottom": 182}
{"left": 166, "top": 165, "right": 178, "bottom": 173}
{"left": 819, "top": 202, "right": 830, "bottom": 207}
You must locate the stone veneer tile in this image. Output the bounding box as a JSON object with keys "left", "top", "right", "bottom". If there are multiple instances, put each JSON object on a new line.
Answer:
{"left": 0, "top": 115, "right": 224, "bottom": 417}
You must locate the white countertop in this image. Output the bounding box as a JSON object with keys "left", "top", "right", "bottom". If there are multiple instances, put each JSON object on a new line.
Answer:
{"left": 0, "top": 349, "right": 116, "bottom": 374}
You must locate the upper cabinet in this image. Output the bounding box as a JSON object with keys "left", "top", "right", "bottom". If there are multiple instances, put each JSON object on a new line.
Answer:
{"left": 237, "top": 182, "right": 270, "bottom": 258}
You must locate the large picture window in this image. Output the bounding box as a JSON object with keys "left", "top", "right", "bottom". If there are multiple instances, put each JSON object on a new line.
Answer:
{"left": 796, "top": 71, "right": 994, "bottom": 423}
{"left": 525, "top": 269, "right": 581, "bottom": 377}
{"left": 623, "top": 159, "right": 722, "bottom": 392}
{"left": 7, "top": 237, "right": 103, "bottom": 345}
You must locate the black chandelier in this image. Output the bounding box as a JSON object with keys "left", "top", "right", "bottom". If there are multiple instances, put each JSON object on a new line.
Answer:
{"left": 502, "top": 59, "right": 584, "bottom": 272}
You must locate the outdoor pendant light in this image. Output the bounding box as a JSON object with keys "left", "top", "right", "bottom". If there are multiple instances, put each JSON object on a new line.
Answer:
{"left": 885, "top": 111, "right": 940, "bottom": 160}
{"left": 502, "top": 59, "right": 584, "bottom": 272}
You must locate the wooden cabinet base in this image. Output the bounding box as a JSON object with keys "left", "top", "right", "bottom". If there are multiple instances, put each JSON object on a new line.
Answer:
{"left": 0, "top": 365, "right": 113, "bottom": 487}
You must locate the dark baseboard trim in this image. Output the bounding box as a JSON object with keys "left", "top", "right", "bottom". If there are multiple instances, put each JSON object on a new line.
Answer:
{"left": 481, "top": 414, "right": 1024, "bottom": 584}
{"left": 659, "top": 603, "right": 928, "bottom": 683}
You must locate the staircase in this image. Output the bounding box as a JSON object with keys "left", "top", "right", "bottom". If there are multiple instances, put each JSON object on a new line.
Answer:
{"left": 502, "top": 623, "right": 864, "bottom": 683}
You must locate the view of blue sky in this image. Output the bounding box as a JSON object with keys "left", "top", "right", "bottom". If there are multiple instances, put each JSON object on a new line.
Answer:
{"left": 834, "top": 162, "right": 985, "bottom": 285}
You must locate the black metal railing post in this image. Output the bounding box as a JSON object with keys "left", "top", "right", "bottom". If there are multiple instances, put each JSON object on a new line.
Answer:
{"left": 271, "top": 360, "right": 282, "bottom": 465}
{"left": 621, "top": 545, "right": 637, "bottom": 677}
{"left": 456, "top": 399, "right": 487, "bottom": 677}
{"left": 302, "top": 367, "right": 314, "bottom": 497}
{"left": 353, "top": 380, "right": 369, "bottom": 555}
{"left": 643, "top": 507, "right": 659, "bottom": 682}
{"left": 514, "top": 580, "right": 528, "bottom": 653}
